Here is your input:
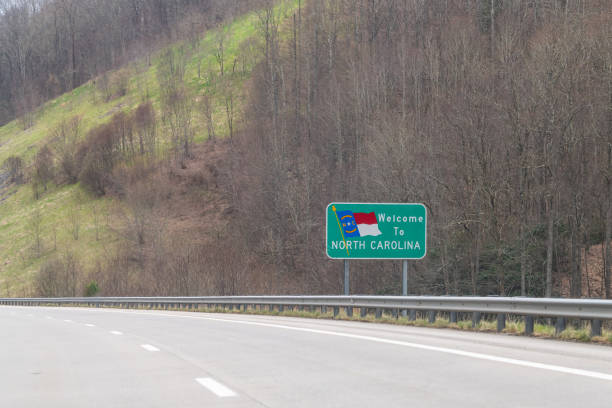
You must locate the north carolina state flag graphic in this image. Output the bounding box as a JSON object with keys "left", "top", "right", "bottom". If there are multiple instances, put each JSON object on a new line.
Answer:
{"left": 353, "top": 212, "right": 382, "bottom": 236}
{"left": 336, "top": 210, "right": 383, "bottom": 237}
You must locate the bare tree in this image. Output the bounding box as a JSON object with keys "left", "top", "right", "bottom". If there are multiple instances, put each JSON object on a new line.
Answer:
{"left": 157, "top": 47, "right": 193, "bottom": 167}
{"left": 68, "top": 197, "right": 81, "bottom": 241}
{"left": 29, "top": 207, "right": 43, "bottom": 258}
{"left": 3, "top": 156, "right": 24, "bottom": 184}
{"left": 52, "top": 116, "right": 81, "bottom": 184}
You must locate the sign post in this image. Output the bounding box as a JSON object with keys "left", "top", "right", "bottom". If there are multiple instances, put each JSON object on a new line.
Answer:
{"left": 327, "top": 203, "right": 427, "bottom": 295}
{"left": 402, "top": 259, "right": 408, "bottom": 317}
{"left": 344, "top": 260, "right": 349, "bottom": 296}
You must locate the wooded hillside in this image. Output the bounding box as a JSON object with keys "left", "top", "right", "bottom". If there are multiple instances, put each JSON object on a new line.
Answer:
{"left": 229, "top": 0, "right": 612, "bottom": 296}
{"left": 0, "top": 0, "right": 253, "bottom": 126}
{"left": 1, "top": 0, "right": 611, "bottom": 299}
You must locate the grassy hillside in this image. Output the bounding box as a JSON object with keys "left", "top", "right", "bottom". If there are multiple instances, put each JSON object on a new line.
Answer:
{"left": 0, "top": 1, "right": 297, "bottom": 296}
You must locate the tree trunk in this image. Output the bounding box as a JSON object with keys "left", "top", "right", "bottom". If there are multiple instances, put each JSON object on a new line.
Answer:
{"left": 520, "top": 224, "right": 527, "bottom": 296}
{"left": 490, "top": 0, "right": 495, "bottom": 56}
{"left": 545, "top": 196, "right": 554, "bottom": 297}
{"left": 605, "top": 166, "right": 611, "bottom": 298}
{"left": 472, "top": 225, "right": 480, "bottom": 295}
{"left": 442, "top": 239, "right": 450, "bottom": 295}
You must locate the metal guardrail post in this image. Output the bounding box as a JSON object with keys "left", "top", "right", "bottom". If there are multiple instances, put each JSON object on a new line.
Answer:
{"left": 555, "top": 317, "right": 566, "bottom": 335}
{"left": 472, "top": 312, "right": 481, "bottom": 328}
{"left": 360, "top": 308, "right": 367, "bottom": 318}
{"left": 409, "top": 310, "right": 416, "bottom": 321}
{"left": 428, "top": 311, "right": 436, "bottom": 323}
{"left": 591, "top": 319, "right": 602, "bottom": 337}
{"left": 375, "top": 308, "right": 382, "bottom": 318}
{"left": 497, "top": 313, "right": 506, "bottom": 332}
{"left": 346, "top": 307, "right": 353, "bottom": 317}
{"left": 450, "top": 311, "right": 457, "bottom": 323}
{"left": 524, "top": 316, "right": 534, "bottom": 335}
{"left": 333, "top": 306, "right": 339, "bottom": 317}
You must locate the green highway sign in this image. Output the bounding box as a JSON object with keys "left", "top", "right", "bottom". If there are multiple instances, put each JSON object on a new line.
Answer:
{"left": 326, "top": 203, "right": 427, "bottom": 259}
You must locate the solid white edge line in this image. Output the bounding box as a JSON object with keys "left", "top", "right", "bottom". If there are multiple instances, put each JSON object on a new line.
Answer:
{"left": 145, "top": 311, "right": 612, "bottom": 382}
{"left": 199, "top": 317, "right": 612, "bottom": 382}
{"left": 63, "top": 319, "right": 73, "bottom": 323}
{"left": 141, "top": 344, "right": 160, "bottom": 352}
{"left": 109, "top": 330, "right": 123, "bottom": 335}
{"left": 195, "top": 377, "right": 237, "bottom": 397}
{"left": 32, "top": 307, "right": 612, "bottom": 383}
{"left": 85, "top": 323, "right": 95, "bottom": 327}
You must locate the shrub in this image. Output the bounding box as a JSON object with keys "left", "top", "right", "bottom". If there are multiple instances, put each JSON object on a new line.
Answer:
{"left": 111, "top": 70, "right": 129, "bottom": 99}
{"left": 3, "top": 155, "right": 24, "bottom": 184}
{"left": 133, "top": 101, "right": 157, "bottom": 156}
{"left": 78, "top": 120, "right": 121, "bottom": 195}
{"left": 85, "top": 281, "right": 99, "bottom": 297}
{"left": 36, "top": 254, "right": 79, "bottom": 297}
{"left": 51, "top": 116, "right": 81, "bottom": 184}
{"left": 32, "top": 145, "right": 54, "bottom": 196}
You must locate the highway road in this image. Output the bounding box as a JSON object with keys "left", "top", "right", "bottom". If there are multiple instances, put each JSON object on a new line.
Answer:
{"left": 2, "top": 306, "right": 612, "bottom": 407}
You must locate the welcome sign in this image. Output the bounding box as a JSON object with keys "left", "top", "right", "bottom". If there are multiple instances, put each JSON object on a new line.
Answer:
{"left": 326, "top": 203, "right": 427, "bottom": 259}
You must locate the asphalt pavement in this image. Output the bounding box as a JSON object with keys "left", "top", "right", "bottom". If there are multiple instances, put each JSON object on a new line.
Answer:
{"left": 2, "top": 305, "right": 612, "bottom": 407}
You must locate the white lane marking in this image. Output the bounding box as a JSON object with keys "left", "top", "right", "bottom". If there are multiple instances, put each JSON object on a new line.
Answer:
{"left": 85, "top": 324, "right": 95, "bottom": 327}
{"left": 27, "top": 314, "right": 33, "bottom": 317}
{"left": 197, "top": 317, "right": 612, "bottom": 382}
{"left": 38, "top": 307, "right": 612, "bottom": 383}
{"left": 195, "top": 378, "right": 237, "bottom": 397}
{"left": 46, "top": 316, "right": 53, "bottom": 319}
{"left": 140, "top": 344, "right": 159, "bottom": 352}
{"left": 109, "top": 330, "right": 123, "bottom": 335}
{"left": 63, "top": 319, "right": 73, "bottom": 323}
{"left": 111, "top": 310, "right": 612, "bottom": 383}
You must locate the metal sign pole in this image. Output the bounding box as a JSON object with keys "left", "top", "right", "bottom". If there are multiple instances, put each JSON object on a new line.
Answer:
{"left": 402, "top": 260, "right": 408, "bottom": 296}
{"left": 344, "top": 260, "right": 350, "bottom": 295}
{"left": 402, "top": 259, "right": 408, "bottom": 317}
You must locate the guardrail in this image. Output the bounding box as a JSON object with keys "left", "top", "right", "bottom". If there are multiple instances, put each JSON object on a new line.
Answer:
{"left": 2, "top": 295, "right": 612, "bottom": 337}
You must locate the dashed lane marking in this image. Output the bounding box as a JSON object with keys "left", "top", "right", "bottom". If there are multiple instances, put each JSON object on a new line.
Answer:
{"left": 195, "top": 378, "right": 237, "bottom": 397}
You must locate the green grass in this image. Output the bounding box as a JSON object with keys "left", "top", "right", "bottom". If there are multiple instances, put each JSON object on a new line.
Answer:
{"left": 0, "top": 1, "right": 299, "bottom": 296}
{"left": 559, "top": 327, "right": 591, "bottom": 342}
{"left": 534, "top": 323, "right": 556, "bottom": 337}
{"left": 0, "top": 182, "right": 116, "bottom": 296}
{"left": 502, "top": 319, "right": 524, "bottom": 334}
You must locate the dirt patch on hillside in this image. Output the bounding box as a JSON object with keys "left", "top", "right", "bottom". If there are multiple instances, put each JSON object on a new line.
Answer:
{"left": 158, "top": 140, "right": 231, "bottom": 244}
{"left": 109, "top": 138, "right": 233, "bottom": 246}
{"left": 559, "top": 243, "right": 612, "bottom": 298}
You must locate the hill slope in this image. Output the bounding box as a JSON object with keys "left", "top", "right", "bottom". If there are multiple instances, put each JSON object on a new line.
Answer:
{"left": 0, "top": 1, "right": 297, "bottom": 296}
